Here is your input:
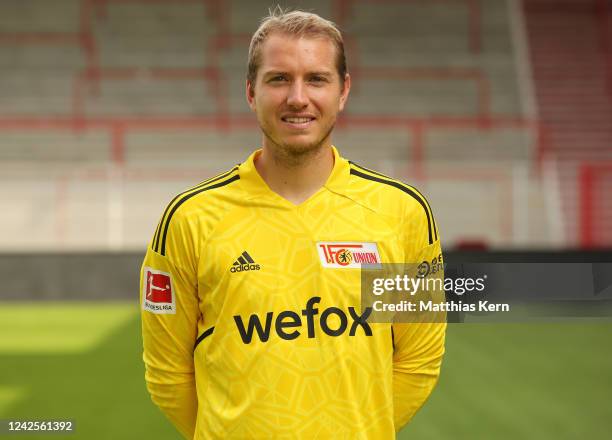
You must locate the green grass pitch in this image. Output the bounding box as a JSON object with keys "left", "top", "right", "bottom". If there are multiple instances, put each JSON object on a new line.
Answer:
{"left": 0, "top": 302, "right": 610, "bottom": 439}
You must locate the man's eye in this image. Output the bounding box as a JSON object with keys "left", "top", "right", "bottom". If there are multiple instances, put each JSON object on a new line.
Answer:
{"left": 310, "top": 76, "right": 327, "bottom": 83}
{"left": 270, "top": 76, "right": 286, "bottom": 82}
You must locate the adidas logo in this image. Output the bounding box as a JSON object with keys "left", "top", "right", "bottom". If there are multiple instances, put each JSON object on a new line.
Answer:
{"left": 230, "top": 251, "right": 261, "bottom": 273}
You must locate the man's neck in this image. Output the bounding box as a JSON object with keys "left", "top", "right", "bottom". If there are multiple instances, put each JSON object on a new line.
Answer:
{"left": 254, "top": 144, "right": 335, "bottom": 205}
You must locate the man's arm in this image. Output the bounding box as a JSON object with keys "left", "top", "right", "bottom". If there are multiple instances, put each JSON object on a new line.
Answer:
{"left": 392, "top": 313, "right": 446, "bottom": 430}
{"left": 392, "top": 240, "right": 446, "bottom": 429}
{"left": 140, "top": 214, "right": 200, "bottom": 439}
{"left": 393, "top": 196, "right": 447, "bottom": 431}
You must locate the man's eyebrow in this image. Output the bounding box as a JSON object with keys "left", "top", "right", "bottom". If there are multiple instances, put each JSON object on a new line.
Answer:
{"left": 263, "top": 71, "right": 290, "bottom": 77}
{"left": 262, "top": 71, "right": 334, "bottom": 77}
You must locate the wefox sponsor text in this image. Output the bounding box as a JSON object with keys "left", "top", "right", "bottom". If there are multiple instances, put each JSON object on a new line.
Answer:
{"left": 233, "top": 296, "right": 373, "bottom": 343}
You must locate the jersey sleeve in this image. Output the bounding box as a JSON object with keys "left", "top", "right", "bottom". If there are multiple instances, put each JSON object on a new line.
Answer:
{"left": 140, "top": 210, "right": 200, "bottom": 439}
{"left": 392, "top": 197, "right": 447, "bottom": 431}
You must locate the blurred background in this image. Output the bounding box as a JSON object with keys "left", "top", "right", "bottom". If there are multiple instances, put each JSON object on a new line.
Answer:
{"left": 0, "top": 0, "right": 610, "bottom": 438}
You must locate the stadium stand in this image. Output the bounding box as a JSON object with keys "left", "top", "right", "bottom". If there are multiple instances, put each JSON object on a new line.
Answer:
{"left": 524, "top": 0, "right": 612, "bottom": 247}
{"left": 0, "top": 0, "right": 609, "bottom": 249}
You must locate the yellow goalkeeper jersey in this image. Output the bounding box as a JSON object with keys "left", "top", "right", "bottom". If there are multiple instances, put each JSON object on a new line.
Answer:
{"left": 140, "top": 146, "right": 446, "bottom": 439}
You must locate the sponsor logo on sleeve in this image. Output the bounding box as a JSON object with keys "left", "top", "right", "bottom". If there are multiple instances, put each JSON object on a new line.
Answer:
{"left": 417, "top": 252, "right": 444, "bottom": 278}
{"left": 142, "top": 267, "right": 176, "bottom": 314}
{"left": 317, "top": 242, "right": 381, "bottom": 268}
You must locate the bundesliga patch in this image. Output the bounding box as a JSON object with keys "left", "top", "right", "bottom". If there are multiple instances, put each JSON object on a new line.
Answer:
{"left": 317, "top": 242, "right": 382, "bottom": 268}
{"left": 142, "top": 267, "right": 176, "bottom": 314}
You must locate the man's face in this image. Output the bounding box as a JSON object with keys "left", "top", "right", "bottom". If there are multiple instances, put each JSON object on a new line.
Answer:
{"left": 246, "top": 33, "right": 350, "bottom": 157}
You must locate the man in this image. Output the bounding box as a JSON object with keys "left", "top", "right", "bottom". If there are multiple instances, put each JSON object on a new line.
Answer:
{"left": 141, "top": 8, "right": 445, "bottom": 439}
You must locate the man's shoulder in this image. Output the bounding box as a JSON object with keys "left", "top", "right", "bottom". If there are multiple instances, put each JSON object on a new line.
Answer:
{"left": 167, "top": 165, "right": 242, "bottom": 215}
{"left": 346, "top": 161, "right": 433, "bottom": 215}
{"left": 149, "top": 166, "right": 242, "bottom": 256}
{"left": 345, "top": 161, "right": 439, "bottom": 246}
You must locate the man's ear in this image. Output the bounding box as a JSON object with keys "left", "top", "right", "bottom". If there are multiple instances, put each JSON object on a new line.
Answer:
{"left": 338, "top": 73, "right": 351, "bottom": 112}
{"left": 246, "top": 79, "right": 256, "bottom": 111}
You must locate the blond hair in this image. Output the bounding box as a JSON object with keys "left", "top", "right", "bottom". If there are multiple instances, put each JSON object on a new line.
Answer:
{"left": 247, "top": 7, "right": 347, "bottom": 86}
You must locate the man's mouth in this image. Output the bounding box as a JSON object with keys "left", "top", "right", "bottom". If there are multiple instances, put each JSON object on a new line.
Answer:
{"left": 282, "top": 117, "right": 314, "bottom": 123}
{"left": 281, "top": 116, "right": 316, "bottom": 128}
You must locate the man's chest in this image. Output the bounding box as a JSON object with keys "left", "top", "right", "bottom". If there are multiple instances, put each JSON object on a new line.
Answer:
{"left": 196, "top": 203, "right": 405, "bottom": 315}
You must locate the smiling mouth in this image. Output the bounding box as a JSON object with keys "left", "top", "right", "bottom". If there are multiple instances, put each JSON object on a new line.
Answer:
{"left": 282, "top": 117, "right": 314, "bottom": 123}
{"left": 281, "top": 116, "right": 316, "bottom": 129}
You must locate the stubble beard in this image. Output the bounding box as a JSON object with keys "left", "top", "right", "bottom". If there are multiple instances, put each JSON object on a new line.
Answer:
{"left": 260, "top": 117, "right": 337, "bottom": 168}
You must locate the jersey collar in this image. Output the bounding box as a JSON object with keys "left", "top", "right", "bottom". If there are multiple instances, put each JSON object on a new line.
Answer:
{"left": 238, "top": 146, "right": 351, "bottom": 201}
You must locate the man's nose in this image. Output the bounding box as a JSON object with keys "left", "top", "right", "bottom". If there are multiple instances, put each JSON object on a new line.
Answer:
{"left": 286, "top": 81, "right": 308, "bottom": 108}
